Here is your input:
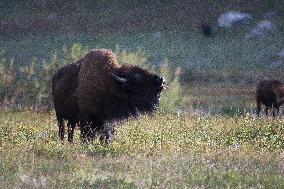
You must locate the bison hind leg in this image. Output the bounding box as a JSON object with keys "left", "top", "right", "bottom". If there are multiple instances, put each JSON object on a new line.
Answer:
{"left": 57, "top": 118, "right": 65, "bottom": 141}
{"left": 265, "top": 106, "right": 270, "bottom": 117}
{"left": 256, "top": 99, "right": 261, "bottom": 117}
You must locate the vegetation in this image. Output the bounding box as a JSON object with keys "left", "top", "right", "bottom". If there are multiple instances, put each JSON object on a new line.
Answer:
{"left": 1, "top": 111, "right": 284, "bottom": 188}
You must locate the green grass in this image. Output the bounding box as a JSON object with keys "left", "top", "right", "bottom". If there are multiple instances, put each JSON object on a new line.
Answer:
{"left": 1, "top": 111, "right": 284, "bottom": 188}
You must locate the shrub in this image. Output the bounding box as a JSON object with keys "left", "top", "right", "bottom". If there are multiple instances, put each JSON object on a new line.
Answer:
{"left": 0, "top": 55, "right": 18, "bottom": 104}
{"left": 116, "top": 47, "right": 148, "bottom": 67}
{"left": 70, "top": 43, "right": 87, "bottom": 63}
{"left": 159, "top": 62, "right": 184, "bottom": 114}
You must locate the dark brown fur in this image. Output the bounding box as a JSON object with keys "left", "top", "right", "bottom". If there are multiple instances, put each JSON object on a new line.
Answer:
{"left": 52, "top": 62, "right": 80, "bottom": 142}
{"left": 256, "top": 79, "right": 284, "bottom": 117}
{"left": 200, "top": 23, "right": 212, "bottom": 36}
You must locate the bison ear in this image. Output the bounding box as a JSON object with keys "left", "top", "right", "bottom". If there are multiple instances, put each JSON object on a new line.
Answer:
{"left": 133, "top": 73, "right": 142, "bottom": 81}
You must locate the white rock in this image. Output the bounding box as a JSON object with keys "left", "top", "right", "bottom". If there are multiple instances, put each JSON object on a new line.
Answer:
{"left": 152, "top": 31, "right": 162, "bottom": 39}
{"left": 263, "top": 11, "right": 278, "bottom": 19}
{"left": 269, "top": 60, "right": 283, "bottom": 68}
{"left": 278, "top": 49, "right": 284, "bottom": 58}
{"left": 33, "top": 0, "right": 47, "bottom": 8}
{"left": 218, "top": 11, "right": 252, "bottom": 28}
{"left": 246, "top": 20, "right": 277, "bottom": 38}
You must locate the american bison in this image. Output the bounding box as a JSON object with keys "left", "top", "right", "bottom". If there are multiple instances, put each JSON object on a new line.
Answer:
{"left": 76, "top": 49, "right": 165, "bottom": 143}
{"left": 200, "top": 23, "right": 212, "bottom": 36}
{"left": 52, "top": 49, "right": 165, "bottom": 143}
{"left": 256, "top": 79, "right": 284, "bottom": 117}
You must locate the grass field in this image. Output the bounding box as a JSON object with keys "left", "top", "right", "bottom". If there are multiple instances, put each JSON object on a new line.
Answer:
{"left": 1, "top": 111, "right": 284, "bottom": 188}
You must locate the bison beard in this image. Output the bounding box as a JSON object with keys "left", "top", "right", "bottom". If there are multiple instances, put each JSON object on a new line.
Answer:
{"left": 256, "top": 79, "right": 284, "bottom": 117}
{"left": 52, "top": 49, "right": 165, "bottom": 143}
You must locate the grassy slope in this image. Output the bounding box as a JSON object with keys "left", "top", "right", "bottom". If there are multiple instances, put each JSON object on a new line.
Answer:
{"left": 1, "top": 111, "right": 284, "bottom": 188}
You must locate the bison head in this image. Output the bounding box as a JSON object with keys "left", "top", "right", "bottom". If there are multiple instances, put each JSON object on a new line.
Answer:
{"left": 112, "top": 64, "right": 165, "bottom": 114}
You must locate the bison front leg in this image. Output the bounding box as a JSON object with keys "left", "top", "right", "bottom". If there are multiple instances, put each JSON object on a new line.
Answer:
{"left": 99, "top": 132, "right": 111, "bottom": 145}
{"left": 272, "top": 105, "right": 280, "bottom": 117}
{"left": 85, "top": 125, "right": 96, "bottom": 142}
{"left": 276, "top": 106, "right": 280, "bottom": 116}
{"left": 67, "top": 121, "right": 76, "bottom": 143}
{"left": 99, "top": 125, "right": 116, "bottom": 145}
{"left": 80, "top": 122, "right": 89, "bottom": 143}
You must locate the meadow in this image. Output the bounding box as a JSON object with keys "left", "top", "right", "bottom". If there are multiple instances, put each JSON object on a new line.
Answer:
{"left": 2, "top": 111, "right": 284, "bottom": 188}
{"left": 1, "top": 0, "right": 284, "bottom": 188}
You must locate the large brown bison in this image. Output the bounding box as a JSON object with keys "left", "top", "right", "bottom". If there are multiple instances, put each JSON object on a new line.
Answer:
{"left": 76, "top": 49, "right": 165, "bottom": 143}
{"left": 52, "top": 49, "right": 165, "bottom": 143}
{"left": 256, "top": 79, "right": 284, "bottom": 117}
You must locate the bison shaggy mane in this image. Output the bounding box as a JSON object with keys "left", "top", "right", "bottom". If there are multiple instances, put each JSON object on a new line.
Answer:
{"left": 256, "top": 79, "right": 284, "bottom": 117}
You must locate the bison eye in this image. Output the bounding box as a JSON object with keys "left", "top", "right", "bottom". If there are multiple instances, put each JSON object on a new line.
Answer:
{"left": 155, "top": 75, "right": 165, "bottom": 85}
{"left": 133, "top": 73, "right": 142, "bottom": 81}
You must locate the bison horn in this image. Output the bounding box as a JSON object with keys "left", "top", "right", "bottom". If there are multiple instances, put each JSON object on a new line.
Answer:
{"left": 111, "top": 73, "right": 127, "bottom": 83}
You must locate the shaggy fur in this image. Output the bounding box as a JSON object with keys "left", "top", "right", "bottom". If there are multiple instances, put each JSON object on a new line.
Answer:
{"left": 256, "top": 79, "right": 284, "bottom": 117}
{"left": 52, "top": 62, "right": 80, "bottom": 142}
{"left": 76, "top": 49, "right": 165, "bottom": 143}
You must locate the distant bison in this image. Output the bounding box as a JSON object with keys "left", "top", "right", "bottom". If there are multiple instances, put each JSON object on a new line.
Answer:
{"left": 200, "top": 23, "right": 212, "bottom": 36}
{"left": 256, "top": 79, "right": 284, "bottom": 117}
{"left": 52, "top": 49, "right": 165, "bottom": 143}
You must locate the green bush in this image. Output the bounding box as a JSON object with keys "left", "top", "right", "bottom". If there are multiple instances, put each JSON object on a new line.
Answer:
{"left": 116, "top": 47, "right": 148, "bottom": 67}
{"left": 0, "top": 55, "right": 18, "bottom": 104}
{"left": 159, "top": 62, "right": 184, "bottom": 114}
